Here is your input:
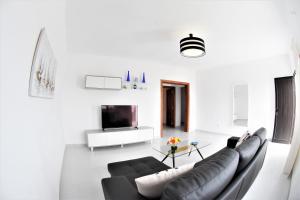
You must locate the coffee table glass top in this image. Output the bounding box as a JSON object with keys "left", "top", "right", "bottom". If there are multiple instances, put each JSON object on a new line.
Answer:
{"left": 152, "top": 139, "right": 210, "bottom": 158}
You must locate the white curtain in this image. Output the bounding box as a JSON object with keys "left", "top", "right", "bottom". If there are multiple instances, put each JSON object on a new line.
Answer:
{"left": 283, "top": 40, "right": 300, "bottom": 199}
{"left": 283, "top": 41, "right": 300, "bottom": 176}
{"left": 288, "top": 151, "right": 300, "bottom": 199}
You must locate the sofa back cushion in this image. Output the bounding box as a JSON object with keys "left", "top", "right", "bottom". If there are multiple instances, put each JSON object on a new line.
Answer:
{"left": 253, "top": 127, "right": 267, "bottom": 145}
{"left": 160, "top": 148, "right": 239, "bottom": 200}
{"left": 216, "top": 140, "right": 268, "bottom": 200}
{"left": 235, "top": 136, "right": 260, "bottom": 174}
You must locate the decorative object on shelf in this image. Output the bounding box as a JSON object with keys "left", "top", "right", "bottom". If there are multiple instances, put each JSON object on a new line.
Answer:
{"left": 133, "top": 77, "right": 138, "bottom": 89}
{"left": 140, "top": 72, "right": 148, "bottom": 90}
{"left": 142, "top": 72, "right": 146, "bottom": 83}
{"left": 180, "top": 33, "right": 205, "bottom": 58}
{"left": 126, "top": 70, "right": 131, "bottom": 82}
{"left": 123, "top": 71, "right": 148, "bottom": 90}
{"left": 123, "top": 70, "right": 131, "bottom": 89}
{"left": 29, "top": 28, "right": 57, "bottom": 98}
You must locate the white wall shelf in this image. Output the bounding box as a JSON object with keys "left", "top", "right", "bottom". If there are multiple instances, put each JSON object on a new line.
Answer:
{"left": 85, "top": 75, "right": 122, "bottom": 90}
{"left": 85, "top": 126, "right": 154, "bottom": 151}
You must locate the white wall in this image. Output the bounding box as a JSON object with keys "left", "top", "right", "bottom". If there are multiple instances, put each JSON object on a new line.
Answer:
{"left": 282, "top": 0, "right": 300, "bottom": 47}
{"left": 62, "top": 54, "right": 198, "bottom": 144}
{"left": 0, "top": 0, "right": 3, "bottom": 197}
{"left": 175, "top": 87, "right": 181, "bottom": 127}
{"left": 0, "top": 1, "right": 66, "bottom": 200}
{"left": 196, "top": 55, "right": 292, "bottom": 138}
{"left": 234, "top": 84, "right": 248, "bottom": 120}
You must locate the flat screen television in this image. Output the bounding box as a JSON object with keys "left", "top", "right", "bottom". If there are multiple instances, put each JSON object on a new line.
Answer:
{"left": 101, "top": 105, "right": 138, "bottom": 130}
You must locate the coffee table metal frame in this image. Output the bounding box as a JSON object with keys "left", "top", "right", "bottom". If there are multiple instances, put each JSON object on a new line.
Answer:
{"left": 152, "top": 140, "right": 209, "bottom": 168}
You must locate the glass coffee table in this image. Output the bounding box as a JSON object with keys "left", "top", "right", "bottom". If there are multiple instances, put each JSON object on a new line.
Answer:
{"left": 152, "top": 139, "right": 210, "bottom": 168}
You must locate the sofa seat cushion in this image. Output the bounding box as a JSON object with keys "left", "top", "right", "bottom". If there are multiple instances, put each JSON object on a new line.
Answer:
{"left": 108, "top": 156, "right": 171, "bottom": 186}
{"left": 102, "top": 176, "right": 148, "bottom": 200}
{"left": 235, "top": 136, "right": 260, "bottom": 174}
{"left": 161, "top": 148, "right": 239, "bottom": 200}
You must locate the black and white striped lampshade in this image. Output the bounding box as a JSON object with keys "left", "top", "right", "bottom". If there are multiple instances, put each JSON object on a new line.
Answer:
{"left": 180, "top": 34, "right": 205, "bottom": 58}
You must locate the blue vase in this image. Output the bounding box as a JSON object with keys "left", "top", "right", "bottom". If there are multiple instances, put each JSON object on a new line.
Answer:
{"left": 142, "top": 72, "right": 146, "bottom": 83}
{"left": 126, "top": 70, "right": 130, "bottom": 82}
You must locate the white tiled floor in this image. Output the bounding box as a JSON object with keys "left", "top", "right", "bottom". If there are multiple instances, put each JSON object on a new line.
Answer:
{"left": 60, "top": 131, "right": 291, "bottom": 200}
{"left": 162, "top": 126, "right": 185, "bottom": 137}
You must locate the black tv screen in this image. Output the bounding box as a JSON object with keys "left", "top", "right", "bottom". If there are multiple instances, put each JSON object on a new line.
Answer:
{"left": 101, "top": 105, "right": 138, "bottom": 130}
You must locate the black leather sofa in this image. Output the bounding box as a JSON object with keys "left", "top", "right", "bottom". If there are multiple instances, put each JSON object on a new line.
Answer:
{"left": 102, "top": 128, "right": 268, "bottom": 200}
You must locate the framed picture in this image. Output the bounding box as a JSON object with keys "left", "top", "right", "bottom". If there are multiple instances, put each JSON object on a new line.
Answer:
{"left": 28, "top": 28, "right": 57, "bottom": 98}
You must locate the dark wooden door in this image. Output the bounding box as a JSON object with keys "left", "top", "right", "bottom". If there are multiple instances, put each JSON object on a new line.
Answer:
{"left": 166, "top": 88, "right": 175, "bottom": 127}
{"left": 273, "top": 76, "right": 295, "bottom": 144}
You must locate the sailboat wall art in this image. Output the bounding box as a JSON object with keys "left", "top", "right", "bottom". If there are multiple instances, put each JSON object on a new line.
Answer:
{"left": 28, "top": 28, "right": 57, "bottom": 99}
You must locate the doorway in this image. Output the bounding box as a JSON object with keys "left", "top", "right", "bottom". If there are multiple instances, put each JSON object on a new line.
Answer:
{"left": 273, "top": 76, "right": 296, "bottom": 144}
{"left": 165, "top": 87, "right": 176, "bottom": 127}
{"left": 160, "top": 80, "right": 189, "bottom": 137}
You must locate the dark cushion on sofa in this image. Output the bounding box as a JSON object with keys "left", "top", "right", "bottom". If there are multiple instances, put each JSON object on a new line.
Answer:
{"left": 235, "top": 136, "right": 260, "bottom": 174}
{"left": 160, "top": 148, "right": 239, "bottom": 200}
{"left": 253, "top": 127, "right": 267, "bottom": 145}
{"left": 108, "top": 156, "right": 171, "bottom": 186}
{"left": 227, "top": 136, "right": 240, "bottom": 148}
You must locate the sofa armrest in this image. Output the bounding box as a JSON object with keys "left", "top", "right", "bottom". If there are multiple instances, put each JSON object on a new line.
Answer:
{"left": 227, "top": 136, "right": 240, "bottom": 148}
{"left": 102, "top": 176, "right": 146, "bottom": 200}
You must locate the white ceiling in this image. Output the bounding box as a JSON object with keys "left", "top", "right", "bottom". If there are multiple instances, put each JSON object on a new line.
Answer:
{"left": 66, "top": 0, "right": 291, "bottom": 69}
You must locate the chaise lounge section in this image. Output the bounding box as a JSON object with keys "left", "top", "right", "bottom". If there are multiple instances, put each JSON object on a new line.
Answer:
{"left": 102, "top": 128, "right": 268, "bottom": 200}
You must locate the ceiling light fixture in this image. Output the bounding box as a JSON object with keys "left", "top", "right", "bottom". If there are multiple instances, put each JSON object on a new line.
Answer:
{"left": 180, "top": 34, "right": 205, "bottom": 58}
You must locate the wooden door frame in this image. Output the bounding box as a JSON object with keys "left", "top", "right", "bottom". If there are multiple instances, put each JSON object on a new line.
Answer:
{"left": 160, "top": 80, "right": 190, "bottom": 137}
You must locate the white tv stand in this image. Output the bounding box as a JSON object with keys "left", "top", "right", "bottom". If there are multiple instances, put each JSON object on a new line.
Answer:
{"left": 86, "top": 126, "right": 154, "bottom": 151}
